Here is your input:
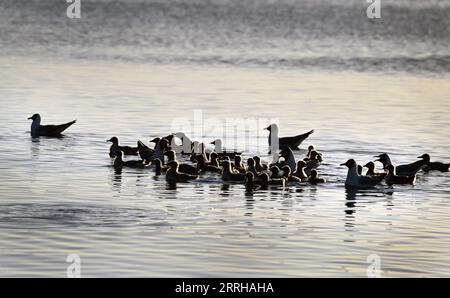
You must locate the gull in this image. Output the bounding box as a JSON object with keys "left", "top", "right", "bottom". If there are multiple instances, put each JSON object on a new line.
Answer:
{"left": 28, "top": 113, "right": 76, "bottom": 138}
{"left": 419, "top": 154, "right": 450, "bottom": 172}
{"left": 265, "top": 123, "right": 314, "bottom": 151}
{"left": 107, "top": 137, "right": 138, "bottom": 157}
{"left": 374, "top": 153, "right": 426, "bottom": 176}
{"left": 341, "top": 159, "right": 382, "bottom": 189}
{"left": 279, "top": 147, "right": 297, "bottom": 173}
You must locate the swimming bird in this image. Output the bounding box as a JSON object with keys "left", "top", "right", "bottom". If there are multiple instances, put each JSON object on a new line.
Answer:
{"left": 28, "top": 113, "right": 76, "bottom": 138}
{"left": 281, "top": 165, "right": 302, "bottom": 182}
{"left": 307, "top": 169, "right": 326, "bottom": 184}
{"left": 166, "top": 161, "right": 198, "bottom": 183}
{"left": 137, "top": 140, "right": 155, "bottom": 160}
{"left": 293, "top": 160, "right": 308, "bottom": 181}
{"left": 221, "top": 160, "right": 245, "bottom": 182}
{"left": 341, "top": 159, "right": 382, "bottom": 189}
{"left": 233, "top": 155, "right": 246, "bottom": 173}
{"left": 195, "top": 154, "right": 221, "bottom": 172}
{"left": 165, "top": 150, "right": 199, "bottom": 175}
{"left": 153, "top": 159, "right": 167, "bottom": 176}
{"left": 419, "top": 154, "right": 450, "bottom": 172}
{"left": 363, "top": 161, "right": 387, "bottom": 178}
{"left": 265, "top": 123, "right": 314, "bottom": 151}
{"left": 246, "top": 158, "right": 259, "bottom": 175}
{"left": 253, "top": 156, "right": 268, "bottom": 172}
{"left": 269, "top": 165, "right": 284, "bottom": 179}
{"left": 207, "top": 152, "right": 220, "bottom": 168}
{"left": 107, "top": 137, "right": 139, "bottom": 157}
{"left": 279, "top": 147, "right": 297, "bottom": 173}
{"left": 304, "top": 145, "right": 323, "bottom": 162}
{"left": 374, "top": 153, "right": 426, "bottom": 176}
{"left": 244, "top": 172, "right": 259, "bottom": 192}
{"left": 385, "top": 164, "right": 416, "bottom": 186}
{"left": 210, "top": 139, "right": 242, "bottom": 158}
{"left": 146, "top": 138, "right": 169, "bottom": 161}
{"left": 113, "top": 151, "right": 148, "bottom": 169}
{"left": 259, "top": 172, "right": 286, "bottom": 187}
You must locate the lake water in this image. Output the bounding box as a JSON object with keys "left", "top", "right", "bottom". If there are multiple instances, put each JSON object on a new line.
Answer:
{"left": 0, "top": 0, "right": 449, "bottom": 277}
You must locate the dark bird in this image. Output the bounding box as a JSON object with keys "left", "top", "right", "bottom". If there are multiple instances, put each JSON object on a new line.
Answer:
{"left": 210, "top": 139, "right": 243, "bottom": 159}
{"left": 207, "top": 152, "right": 220, "bottom": 168}
{"left": 293, "top": 160, "right": 308, "bottom": 180}
{"left": 244, "top": 172, "right": 259, "bottom": 192}
{"left": 419, "top": 154, "right": 450, "bottom": 172}
{"left": 166, "top": 161, "right": 198, "bottom": 183}
{"left": 195, "top": 154, "right": 221, "bottom": 172}
{"left": 165, "top": 150, "right": 199, "bottom": 175}
{"left": 307, "top": 169, "right": 326, "bottom": 184}
{"left": 233, "top": 155, "right": 246, "bottom": 173}
{"left": 341, "top": 159, "right": 382, "bottom": 189}
{"left": 265, "top": 123, "right": 314, "bottom": 151}
{"left": 269, "top": 165, "right": 284, "bottom": 179}
{"left": 153, "top": 159, "right": 167, "bottom": 176}
{"left": 374, "top": 153, "right": 426, "bottom": 176}
{"left": 259, "top": 172, "right": 286, "bottom": 187}
{"left": 247, "top": 158, "right": 259, "bottom": 175}
{"left": 280, "top": 147, "right": 297, "bottom": 172}
{"left": 281, "top": 165, "right": 302, "bottom": 182}
{"left": 137, "top": 140, "right": 155, "bottom": 161}
{"left": 113, "top": 151, "right": 148, "bottom": 169}
{"left": 221, "top": 160, "right": 245, "bottom": 182}
{"left": 363, "top": 161, "right": 387, "bottom": 178}
{"left": 253, "top": 156, "right": 268, "bottom": 172}
{"left": 385, "top": 164, "right": 416, "bottom": 186}
{"left": 304, "top": 145, "right": 323, "bottom": 162}
{"left": 107, "top": 137, "right": 138, "bottom": 157}
{"left": 28, "top": 113, "right": 76, "bottom": 138}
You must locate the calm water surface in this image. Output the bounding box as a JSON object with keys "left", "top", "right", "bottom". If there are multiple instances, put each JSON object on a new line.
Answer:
{"left": 0, "top": 0, "right": 450, "bottom": 277}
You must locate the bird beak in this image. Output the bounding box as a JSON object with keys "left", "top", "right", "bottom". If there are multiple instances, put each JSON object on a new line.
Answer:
{"left": 373, "top": 155, "right": 381, "bottom": 158}
{"left": 106, "top": 139, "right": 112, "bottom": 142}
{"left": 210, "top": 141, "right": 215, "bottom": 145}
{"left": 27, "top": 116, "right": 32, "bottom": 120}
{"left": 339, "top": 162, "right": 346, "bottom": 166}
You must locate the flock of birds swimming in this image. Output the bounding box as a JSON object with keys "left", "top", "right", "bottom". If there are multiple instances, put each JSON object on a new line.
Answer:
{"left": 28, "top": 113, "right": 450, "bottom": 191}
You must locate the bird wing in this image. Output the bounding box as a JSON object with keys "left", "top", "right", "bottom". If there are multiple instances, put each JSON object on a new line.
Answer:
{"left": 39, "top": 120, "right": 76, "bottom": 136}
{"left": 396, "top": 160, "right": 425, "bottom": 175}
{"left": 279, "top": 130, "right": 314, "bottom": 148}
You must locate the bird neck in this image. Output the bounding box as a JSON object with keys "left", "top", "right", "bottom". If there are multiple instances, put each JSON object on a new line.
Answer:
{"left": 31, "top": 118, "right": 40, "bottom": 135}
{"left": 346, "top": 164, "right": 360, "bottom": 183}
